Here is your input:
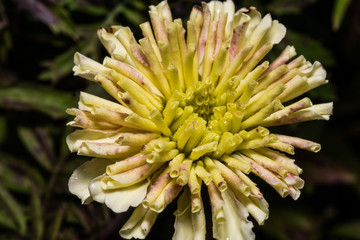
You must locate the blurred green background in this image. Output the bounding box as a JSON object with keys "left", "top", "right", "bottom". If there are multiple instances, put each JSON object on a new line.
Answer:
{"left": 0, "top": 0, "right": 359, "bottom": 239}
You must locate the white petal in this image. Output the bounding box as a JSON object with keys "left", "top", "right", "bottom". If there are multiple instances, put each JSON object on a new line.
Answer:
{"left": 68, "top": 158, "right": 112, "bottom": 204}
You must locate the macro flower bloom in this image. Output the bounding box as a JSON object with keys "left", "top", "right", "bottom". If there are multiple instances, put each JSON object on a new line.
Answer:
{"left": 67, "top": 0, "right": 333, "bottom": 239}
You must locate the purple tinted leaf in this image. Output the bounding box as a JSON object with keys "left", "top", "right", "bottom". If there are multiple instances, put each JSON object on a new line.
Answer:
{"left": 0, "top": 152, "right": 45, "bottom": 192}
{"left": 0, "top": 85, "right": 75, "bottom": 119}
{"left": 18, "top": 126, "right": 55, "bottom": 171}
{"left": 12, "top": 0, "right": 58, "bottom": 27}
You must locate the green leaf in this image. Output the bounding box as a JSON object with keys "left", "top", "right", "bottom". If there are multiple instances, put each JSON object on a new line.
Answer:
{"left": 50, "top": 5, "right": 78, "bottom": 38}
{"left": 0, "top": 185, "right": 27, "bottom": 235}
{"left": 47, "top": 204, "right": 65, "bottom": 240}
{"left": 18, "top": 126, "right": 55, "bottom": 171}
{"left": 261, "top": 209, "right": 318, "bottom": 240}
{"left": 0, "top": 206, "right": 17, "bottom": 231}
{"left": 285, "top": 30, "right": 335, "bottom": 67}
{"left": 331, "top": 220, "right": 360, "bottom": 238}
{"left": 59, "top": 126, "right": 73, "bottom": 159}
{"left": 39, "top": 40, "right": 95, "bottom": 83}
{"left": 69, "top": 204, "right": 92, "bottom": 232}
{"left": 0, "top": 29, "right": 12, "bottom": 62}
{"left": 63, "top": 0, "right": 108, "bottom": 16}
{"left": 267, "top": 0, "right": 317, "bottom": 16}
{"left": 122, "top": 7, "right": 145, "bottom": 25}
{"left": 0, "top": 115, "right": 6, "bottom": 145}
{"left": 0, "top": 84, "right": 75, "bottom": 119}
{"left": 307, "top": 82, "right": 337, "bottom": 102}
{"left": 0, "top": 152, "right": 45, "bottom": 193}
{"left": 38, "top": 45, "right": 78, "bottom": 83}
{"left": 332, "top": 0, "right": 352, "bottom": 31}
{"left": 131, "top": 0, "right": 147, "bottom": 11}
{"left": 30, "top": 185, "right": 44, "bottom": 240}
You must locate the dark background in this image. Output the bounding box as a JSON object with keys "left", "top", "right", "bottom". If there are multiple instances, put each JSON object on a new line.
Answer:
{"left": 0, "top": 0, "right": 359, "bottom": 239}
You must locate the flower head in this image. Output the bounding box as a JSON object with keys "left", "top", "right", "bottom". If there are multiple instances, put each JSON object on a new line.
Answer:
{"left": 67, "top": 0, "right": 333, "bottom": 239}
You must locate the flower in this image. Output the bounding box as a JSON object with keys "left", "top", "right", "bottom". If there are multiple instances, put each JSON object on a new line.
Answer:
{"left": 67, "top": 0, "right": 333, "bottom": 239}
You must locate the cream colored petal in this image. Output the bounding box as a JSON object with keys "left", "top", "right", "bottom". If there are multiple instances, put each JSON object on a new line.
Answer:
{"left": 173, "top": 187, "right": 206, "bottom": 240}
{"left": 78, "top": 91, "right": 132, "bottom": 114}
{"left": 149, "top": 178, "right": 183, "bottom": 213}
{"left": 66, "top": 128, "right": 125, "bottom": 152}
{"left": 230, "top": 182, "right": 269, "bottom": 226}
{"left": 113, "top": 27, "right": 132, "bottom": 54}
{"left": 173, "top": 188, "right": 193, "bottom": 239}
{"left": 149, "top": 0, "right": 173, "bottom": 25}
{"left": 116, "top": 132, "right": 160, "bottom": 146}
{"left": 259, "top": 20, "right": 286, "bottom": 47}
{"left": 143, "top": 167, "right": 171, "bottom": 207}
{"left": 189, "top": 4, "right": 204, "bottom": 43}
{"left": 208, "top": 181, "right": 225, "bottom": 238}
{"left": 274, "top": 134, "right": 321, "bottom": 152}
{"left": 106, "top": 155, "right": 147, "bottom": 175}
{"left": 66, "top": 108, "right": 124, "bottom": 130}
{"left": 263, "top": 97, "right": 312, "bottom": 123}
{"left": 214, "top": 160, "right": 249, "bottom": 196}
{"left": 307, "top": 102, "right": 333, "bottom": 116}
{"left": 216, "top": 160, "right": 269, "bottom": 225}
{"left": 68, "top": 158, "right": 112, "bottom": 204}
{"left": 103, "top": 57, "right": 163, "bottom": 99}
{"left": 255, "top": 147, "right": 302, "bottom": 175}
{"left": 88, "top": 175, "right": 106, "bottom": 203}
{"left": 101, "top": 163, "right": 163, "bottom": 189}
{"left": 248, "top": 13, "right": 272, "bottom": 54}
{"left": 259, "top": 45, "right": 295, "bottom": 80}
{"left": 77, "top": 105, "right": 131, "bottom": 127}
{"left": 246, "top": 7, "right": 261, "bottom": 35}
{"left": 241, "top": 150, "right": 288, "bottom": 177}
{"left": 284, "top": 173, "right": 304, "bottom": 189}
{"left": 172, "top": 209, "right": 195, "bottom": 240}
{"left": 223, "top": 0, "right": 235, "bottom": 38}
{"left": 250, "top": 160, "right": 289, "bottom": 198}
{"left": 207, "top": 1, "right": 221, "bottom": 21}
{"left": 230, "top": 14, "right": 250, "bottom": 59}
{"left": 213, "top": 189, "right": 255, "bottom": 240}
{"left": 288, "top": 55, "right": 306, "bottom": 69}
{"left": 120, "top": 205, "right": 148, "bottom": 239}
{"left": 104, "top": 179, "right": 150, "bottom": 213}
{"left": 73, "top": 52, "right": 111, "bottom": 81}
{"left": 77, "top": 142, "right": 138, "bottom": 158}
{"left": 191, "top": 200, "right": 206, "bottom": 240}
{"left": 89, "top": 177, "right": 150, "bottom": 213}
{"left": 97, "top": 28, "right": 134, "bottom": 65}
{"left": 119, "top": 205, "right": 159, "bottom": 239}
{"left": 288, "top": 186, "right": 301, "bottom": 200}
{"left": 262, "top": 102, "right": 333, "bottom": 126}
{"left": 301, "top": 61, "right": 326, "bottom": 78}
{"left": 281, "top": 61, "right": 328, "bottom": 101}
